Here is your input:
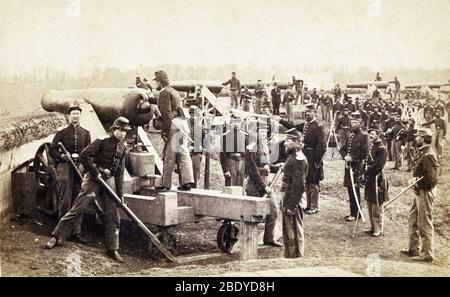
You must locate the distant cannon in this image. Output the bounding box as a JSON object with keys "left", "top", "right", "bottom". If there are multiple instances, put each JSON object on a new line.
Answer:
{"left": 405, "top": 82, "right": 450, "bottom": 89}
{"left": 346, "top": 81, "right": 389, "bottom": 89}
{"left": 242, "top": 81, "right": 290, "bottom": 90}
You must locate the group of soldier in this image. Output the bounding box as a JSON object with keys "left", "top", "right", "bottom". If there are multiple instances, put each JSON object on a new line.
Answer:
{"left": 44, "top": 70, "right": 444, "bottom": 264}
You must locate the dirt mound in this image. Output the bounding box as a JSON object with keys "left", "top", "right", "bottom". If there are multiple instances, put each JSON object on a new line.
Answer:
{"left": 0, "top": 110, "right": 66, "bottom": 151}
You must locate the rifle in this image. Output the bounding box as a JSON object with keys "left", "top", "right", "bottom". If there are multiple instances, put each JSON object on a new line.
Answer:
{"left": 262, "top": 163, "right": 285, "bottom": 199}
{"left": 58, "top": 142, "right": 104, "bottom": 219}
{"left": 384, "top": 177, "right": 424, "bottom": 209}
{"left": 96, "top": 175, "right": 178, "bottom": 263}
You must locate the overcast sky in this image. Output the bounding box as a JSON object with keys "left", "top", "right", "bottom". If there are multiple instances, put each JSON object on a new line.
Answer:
{"left": 1, "top": 0, "right": 449, "bottom": 75}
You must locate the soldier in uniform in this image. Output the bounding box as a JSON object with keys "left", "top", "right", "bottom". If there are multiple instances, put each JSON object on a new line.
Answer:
{"left": 445, "top": 98, "right": 450, "bottom": 122}
{"left": 283, "top": 85, "right": 296, "bottom": 123}
{"left": 339, "top": 111, "right": 369, "bottom": 221}
{"left": 278, "top": 104, "right": 326, "bottom": 214}
{"left": 303, "top": 87, "right": 311, "bottom": 103}
{"left": 368, "top": 104, "right": 382, "bottom": 127}
{"left": 364, "top": 125, "right": 389, "bottom": 237}
{"left": 280, "top": 131, "right": 308, "bottom": 258}
{"left": 189, "top": 106, "right": 205, "bottom": 188}
{"left": 292, "top": 77, "right": 303, "bottom": 105}
{"left": 423, "top": 99, "right": 435, "bottom": 123}
{"left": 49, "top": 104, "right": 91, "bottom": 226}
{"left": 254, "top": 80, "right": 266, "bottom": 114}
{"left": 335, "top": 108, "right": 352, "bottom": 147}
{"left": 405, "top": 118, "right": 417, "bottom": 171}
{"left": 383, "top": 112, "right": 395, "bottom": 161}
{"left": 333, "top": 84, "right": 342, "bottom": 103}
{"left": 310, "top": 88, "right": 319, "bottom": 104}
{"left": 271, "top": 82, "right": 282, "bottom": 116}
{"left": 222, "top": 72, "right": 241, "bottom": 109}
{"left": 332, "top": 96, "right": 345, "bottom": 122}
{"left": 392, "top": 101, "right": 403, "bottom": 117}
{"left": 375, "top": 72, "right": 382, "bottom": 81}
{"left": 220, "top": 115, "right": 247, "bottom": 187}
{"left": 387, "top": 112, "right": 406, "bottom": 170}
{"left": 46, "top": 117, "right": 131, "bottom": 263}
{"left": 400, "top": 128, "right": 439, "bottom": 262}
{"left": 244, "top": 126, "right": 282, "bottom": 247}
{"left": 345, "top": 97, "right": 356, "bottom": 113}
{"left": 241, "top": 86, "right": 253, "bottom": 112}
{"left": 153, "top": 70, "right": 194, "bottom": 191}
{"left": 422, "top": 109, "right": 447, "bottom": 159}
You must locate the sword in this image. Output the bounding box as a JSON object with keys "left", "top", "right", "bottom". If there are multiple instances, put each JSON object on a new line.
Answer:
{"left": 349, "top": 166, "right": 366, "bottom": 224}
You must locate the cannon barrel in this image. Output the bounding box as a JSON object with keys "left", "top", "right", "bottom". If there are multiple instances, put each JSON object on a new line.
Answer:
{"left": 405, "top": 83, "right": 449, "bottom": 89}
{"left": 242, "top": 81, "right": 290, "bottom": 90}
{"left": 41, "top": 88, "right": 154, "bottom": 127}
{"left": 170, "top": 80, "right": 223, "bottom": 94}
{"left": 346, "top": 81, "right": 389, "bottom": 89}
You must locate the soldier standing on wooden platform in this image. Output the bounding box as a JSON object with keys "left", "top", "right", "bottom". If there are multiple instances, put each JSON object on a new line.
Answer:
{"left": 154, "top": 70, "right": 194, "bottom": 191}
{"left": 222, "top": 72, "right": 241, "bottom": 109}
{"left": 254, "top": 80, "right": 266, "bottom": 114}
{"left": 241, "top": 86, "right": 253, "bottom": 112}
{"left": 271, "top": 82, "right": 282, "bottom": 116}
{"left": 49, "top": 104, "right": 91, "bottom": 235}
{"left": 244, "top": 126, "right": 282, "bottom": 247}
{"left": 400, "top": 128, "right": 439, "bottom": 262}
{"left": 339, "top": 111, "right": 369, "bottom": 221}
{"left": 364, "top": 125, "right": 389, "bottom": 237}
{"left": 46, "top": 117, "right": 131, "bottom": 263}
{"left": 280, "top": 131, "right": 308, "bottom": 258}
{"left": 283, "top": 84, "right": 295, "bottom": 123}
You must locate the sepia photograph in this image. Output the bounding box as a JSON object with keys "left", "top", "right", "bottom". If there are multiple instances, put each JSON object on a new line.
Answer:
{"left": 0, "top": 0, "right": 449, "bottom": 285}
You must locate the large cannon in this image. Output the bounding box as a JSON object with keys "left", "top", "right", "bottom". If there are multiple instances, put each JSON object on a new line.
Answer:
{"left": 41, "top": 81, "right": 226, "bottom": 128}
{"left": 35, "top": 82, "right": 271, "bottom": 262}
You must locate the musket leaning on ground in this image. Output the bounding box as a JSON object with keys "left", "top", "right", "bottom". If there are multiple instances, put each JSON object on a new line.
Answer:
{"left": 383, "top": 177, "right": 424, "bottom": 209}
{"left": 58, "top": 142, "right": 104, "bottom": 219}
{"left": 96, "top": 176, "right": 178, "bottom": 263}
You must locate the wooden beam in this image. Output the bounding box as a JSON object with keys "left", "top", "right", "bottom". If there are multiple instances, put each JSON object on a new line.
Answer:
{"left": 121, "top": 192, "right": 178, "bottom": 226}
{"left": 201, "top": 86, "right": 226, "bottom": 116}
{"left": 137, "top": 126, "right": 163, "bottom": 175}
{"left": 240, "top": 219, "right": 259, "bottom": 261}
{"left": 177, "top": 188, "right": 269, "bottom": 223}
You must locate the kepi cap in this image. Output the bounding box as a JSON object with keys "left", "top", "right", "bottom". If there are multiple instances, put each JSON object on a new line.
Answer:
{"left": 112, "top": 116, "right": 131, "bottom": 130}
{"left": 67, "top": 103, "right": 82, "bottom": 114}
{"left": 153, "top": 70, "right": 169, "bottom": 81}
